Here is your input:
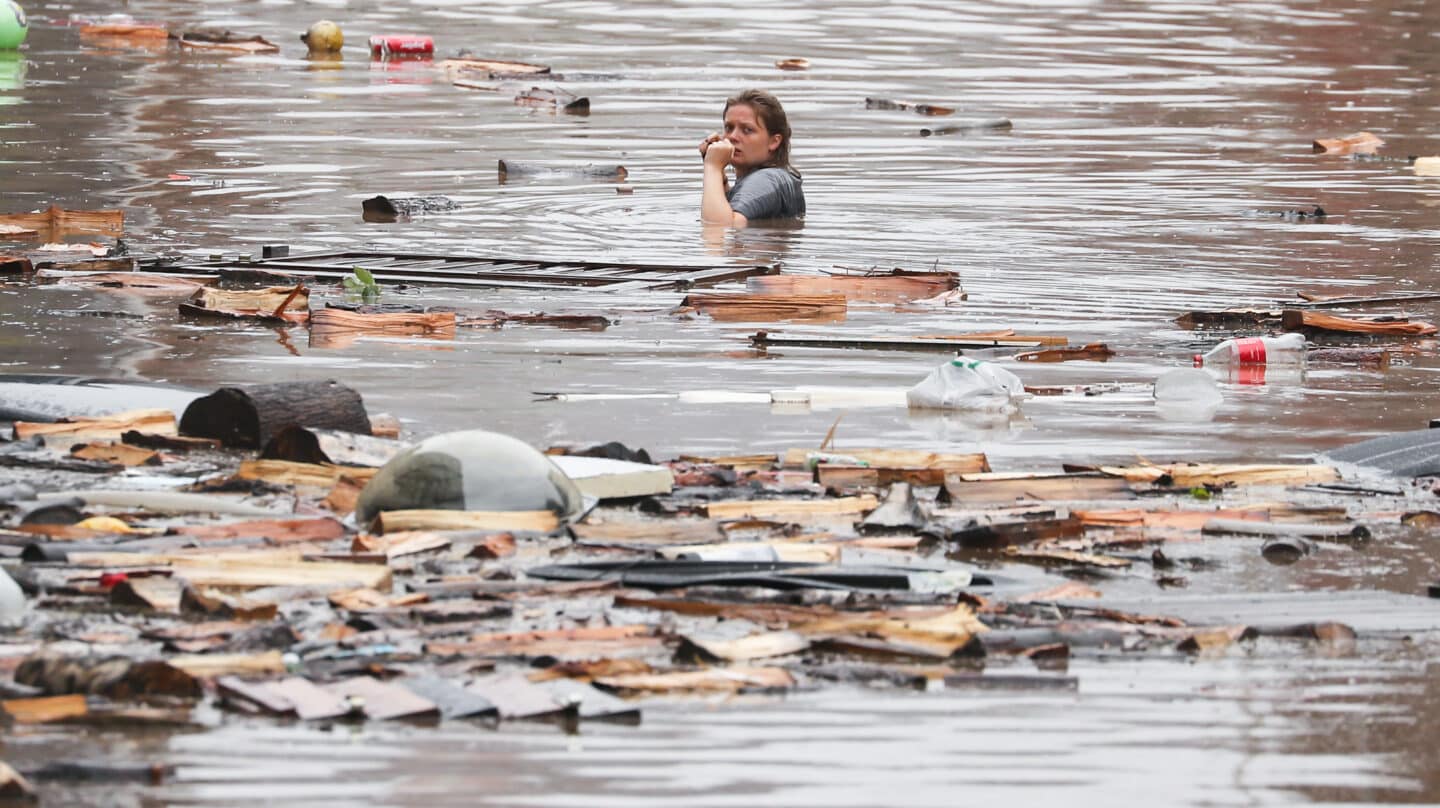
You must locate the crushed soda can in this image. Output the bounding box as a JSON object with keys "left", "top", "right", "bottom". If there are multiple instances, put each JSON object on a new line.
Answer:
{"left": 369, "top": 34, "right": 434, "bottom": 58}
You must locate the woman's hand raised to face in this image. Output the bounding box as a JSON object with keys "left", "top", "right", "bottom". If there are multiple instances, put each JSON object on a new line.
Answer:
{"left": 698, "top": 132, "right": 722, "bottom": 158}
{"left": 703, "top": 138, "right": 734, "bottom": 168}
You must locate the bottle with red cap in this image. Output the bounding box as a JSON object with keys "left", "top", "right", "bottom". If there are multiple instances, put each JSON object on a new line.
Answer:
{"left": 1193, "top": 333, "right": 1306, "bottom": 366}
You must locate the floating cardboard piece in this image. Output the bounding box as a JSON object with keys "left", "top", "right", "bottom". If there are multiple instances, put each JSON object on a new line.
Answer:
{"left": 549, "top": 455, "right": 675, "bottom": 499}
{"left": 69, "top": 441, "right": 161, "bottom": 467}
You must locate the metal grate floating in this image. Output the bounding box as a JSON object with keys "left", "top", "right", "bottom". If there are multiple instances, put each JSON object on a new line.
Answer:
{"left": 168, "top": 250, "right": 775, "bottom": 292}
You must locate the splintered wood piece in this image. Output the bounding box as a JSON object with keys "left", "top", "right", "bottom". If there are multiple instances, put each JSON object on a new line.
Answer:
{"left": 702, "top": 495, "right": 879, "bottom": 521}
{"left": 167, "top": 651, "right": 287, "bottom": 678}
{"left": 1312, "top": 131, "right": 1383, "bottom": 155}
{"left": 1004, "top": 546, "right": 1132, "bottom": 568}
{"left": 1097, "top": 463, "right": 1339, "bottom": 487}
{"left": 776, "top": 58, "right": 810, "bottom": 70}
{"left": 571, "top": 520, "right": 725, "bottom": 545}
{"left": 352, "top": 531, "right": 451, "bottom": 559}
{"left": 945, "top": 474, "right": 1136, "bottom": 503}
{"left": 173, "top": 517, "right": 347, "bottom": 544}
{"left": 373, "top": 509, "right": 560, "bottom": 534}
{"left": 187, "top": 285, "right": 309, "bottom": 318}
{"left": 1014, "top": 342, "right": 1115, "bottom": 362}
{"left": 236, "top": 459, "right": 378, "bottom": 489}
{"left": 1, "top": 694, "right": 90, "bottom": 724}
{"left": 1282, "top": 309, "right": 1437, "bottom": 336}
{"left": 80, "top": 23, "right": 169, "bottom": 38}
{"left": 864, "top": 97, "right": 955, "bottom": 116}
{"left": 70, "top": 441, "right": 162, "bottom": 466}
{"left": 110, "top": 577, "right": 183, "bottom": 612}
{"left": 438, "top": 58, "right": 551, "bottom": 77}
{"left": 682, "top": 631, "right": 810, "bottom": 661}
{"left": 595, "top": 666, "right": 796, "bottom": 694}
{"left": 681, "top": 293, "right": 847, "bottom": 322}
{"left": 14, "top": 409, "right": 177, "bottom": 441}
{"left": 674, "top": 453, "right": 778, "bottom": 471}
{"left": 65, "top": 552, "right": 393, "bottom": 591}
{"left": 178, "top": 37, "right": 280, "bottom": 54}
{"left": 747, "top": 272, "right": 958, "bottom": 302}
{"left": 783, "top": 448, "right": 989, "bottom": 473}
{"left": 308, "top": 308, "right": 457, "bottom": 337}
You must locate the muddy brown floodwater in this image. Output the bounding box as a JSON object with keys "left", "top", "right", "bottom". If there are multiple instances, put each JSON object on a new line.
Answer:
{"left": 4, "top": 0, "right": 1440, "bottom": 804}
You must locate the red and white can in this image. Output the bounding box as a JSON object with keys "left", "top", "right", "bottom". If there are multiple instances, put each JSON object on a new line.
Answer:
{"left": 369, "top": 35, "right": 434, "bottom": 58}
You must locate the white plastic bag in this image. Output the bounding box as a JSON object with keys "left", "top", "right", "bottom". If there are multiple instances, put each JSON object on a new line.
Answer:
{"left": 906, "top": 358, "right": 1024, "bottom": 411}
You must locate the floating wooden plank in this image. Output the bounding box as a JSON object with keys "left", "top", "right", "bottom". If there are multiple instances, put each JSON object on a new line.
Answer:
{"left": 13, "top": 409, "right": 176, "bottom": 441}
{"left": 776, "top": 58, "right": 809, "bottom": 71}
{"left": 64, "top": 552, "right": 392, "bottom": 591}
{"left": 498, "top": 160, "right": 626, "bottom": 182}
{"left": 1, "top": 693, "right": 89, "bottom": 724}
{"left": 44, "top": 271, "right": 204, "bottom": 291}
{"left": 308, "top": 308, "right": 457, "bottom": 338}
{"left": 439, "top": 58, "right": 551, "bottom": 77}
{"left": 466, "top": 673, "right": 566, "bottom": 720}
{"left": 1097, "top": 463, "right": 1339, "bottom": 487}
{"left": 373, "top": 509, "right": 560, "bottom": 534}
{"left": 749, "top": 332, "right": 1047, "bottom": 351}
{"left": 111, "top": 577, "right": 182, "bottom": 612}
{"left": 675, "top": 453, "right": 778, "bottom": 471}
{"left": 182, "top": 285, "right": 309, "bottom": 324}
{"left": 1281, "top": 309, "right": 1437, "bottom": 336}
{"left": 236, "top": 459, "right": 378, "bottom": 489}
{"left": 428, "top": 625, "right": 657, "bottom": 659}
{"left": 571, "top": 520, "right": 725, "bottom": 546}
{"left": 682, "top": 293, "right": 847, "bottom": 322}
{"left": 702, "top": 495, "right": 878, "bottom": 521}
{"left": 1014, "top": 343, "right": 1114, "bottom": 362}
{"left": 0, "top": 205, "right": 125, "bottom": 237}
{"left": 328, "top": 588, "right": 428, "bottom": 611}
{"left": 747, "top": 271, "right": 958, "bottom": 302}
{"left": 1312, "top": 131, "right": 1383, "bottom": 155}
{"left": 1004, "top": 547, "right": 1132, "bottom": 568}
{"left": 783, "top": 448, "right": 989, "bottom": 473}
{"left": 816, "top": 465, "right": 951, "bottom": 488}
{"left": 1174, "top": 309, "right": 1283, "bottom": 330}
{"left": 265, "top": 677, "right": 351, "bottom": 720}
{"left": 1293, "top": 291, "right": 1440, "bottom": 309}
{"left": 169, "top": 250, "right": 770, "bottom": 292}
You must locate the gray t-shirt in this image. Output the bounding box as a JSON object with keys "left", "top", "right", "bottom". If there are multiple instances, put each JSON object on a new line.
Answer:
{"left": 727, "top": 167, "right": 805, "bottom": 221}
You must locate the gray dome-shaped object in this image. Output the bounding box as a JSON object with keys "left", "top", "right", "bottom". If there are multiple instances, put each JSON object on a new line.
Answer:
{"left": 355, "top": 430, "right": 584, "bottom": 525}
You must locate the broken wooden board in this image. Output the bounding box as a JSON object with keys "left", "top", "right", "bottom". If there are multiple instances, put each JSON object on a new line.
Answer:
{"left": 595, "top": 667, "right": 795, "bottom": 694}
{"left": 1312, "top": 131, "right": 1383, "bottom": 155}
{"left": 466, "top": 672, "right": 566, "bottom": 720}
{"left": 79, "top": 23, "right": 169, "bottom": 39}
{"left": 0, "top": 205, "right": 125, "bottom": 238}
{"left": 571, "top": 520, "right": 725, "bottom": 546}
{"left": 64, "top": 551, "right": 393, "bottom": 591}
{"left": 681, "top": 631, "right": 810, "bottom": 662}
{"left": 702, "top": 495, "right": 879, "bottom": 521}
{"left": 864, "top": 97, "right": 954, "bottom": 116}
{"left": 681, "top": 293, "right": 847, "bottom": 322}
{"left": 182, "top": 285, "right": 309, "bottom": 324}
{"left": 236, "top": 459, "right": 378, "bottom": 489}
{"left": 1281, "top": 309, "right": 1437, "bottom": 336}
{"left": 42, "top": 271, "right": 205, "bottom": 292}
{"left": 69, "top": 441, "right": 161, "bottom": 467}
{"left": 308, "top": 308, "right": 458, "bottom": 339}
{"left": 1174, "top": 309, "right": 1284, "bottom": 330}
{"left": 1097, "top": 463, "right": 1340, "bottom": 487}
{"left": 1, "top": 693, "right": 89, "bottom": 724}
{"left": 438, "top": 58, "right": 551, "bottom": 77}
{"left": 783, "top": 448, "right": 989, "bottom": 473}
{"left": 427, "top": 625, "right": 660, "bottom": 659}
{"left": 178, "top": 36, "right": 280, "bottom": 54}
{"left": 13, "top": 409, "right": 177, "bottom": 441}
{"left": 749, "top": 332, "right": 1047, "bottom": 351}
{"left": 1004, "top": 546, "right": 1132, "bottom": 569}
{"left": 746, "top": 271, "right": 958, "bottom": 302}
{"left": 173, "top": 517, "right": 347, "bottom": 544}
{"left": 328, "top": 588, "right": 429, "bottom": 611}
{"left": 351, "top": 531, "right": 451, "bottom": 560}
{"left": 816, "top": 465, "right": 954, "bottom": 488}
{"left": 1014, "top": 343, "right": 1114, "bottom": 363}
{"left": 675, "top": 454, "right": 778, "bottom": 472}
{"left": 167, "top": 651, "right": 287, "bottom": 678}
{"left": 945, "top": 474, "right": 1136, "bottom": 503}
{"left": 372, "top": 509, "right": 560, "bottom": 534}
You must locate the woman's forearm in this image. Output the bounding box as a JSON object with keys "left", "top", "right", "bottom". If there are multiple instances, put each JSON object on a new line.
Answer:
{"left": 702, "top": 163, "right": 746, "bottom": 226}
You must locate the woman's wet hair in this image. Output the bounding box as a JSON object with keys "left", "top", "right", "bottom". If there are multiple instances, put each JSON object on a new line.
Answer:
{"left": 724, "top": 89, "right": 796, "bottom": 174}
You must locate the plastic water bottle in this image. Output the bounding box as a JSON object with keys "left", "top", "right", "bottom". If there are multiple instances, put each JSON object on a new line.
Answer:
{"left": 1193, "top": 333, "right": 1306, "bottom": 366}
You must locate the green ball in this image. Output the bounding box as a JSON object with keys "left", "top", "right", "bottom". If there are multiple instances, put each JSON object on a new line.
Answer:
{"left": 0, "top": 2, "right": 27, "bottom": 50}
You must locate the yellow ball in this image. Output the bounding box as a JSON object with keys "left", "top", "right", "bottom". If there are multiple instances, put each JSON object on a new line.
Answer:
{"left": 302, "top": 20, "right": 343, "bottom": 53}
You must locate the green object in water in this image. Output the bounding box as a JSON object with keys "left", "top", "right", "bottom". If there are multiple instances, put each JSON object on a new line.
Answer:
{"left": 0, "top": 2, "right": 28, "bottom": 50}
{"left": 1190, "top": 486, "right": 1212, "bottom": 501}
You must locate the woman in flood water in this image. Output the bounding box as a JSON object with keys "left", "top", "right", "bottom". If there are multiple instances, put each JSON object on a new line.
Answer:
{"left": 699, "top": 89, "right": 805, "bottom": 226}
